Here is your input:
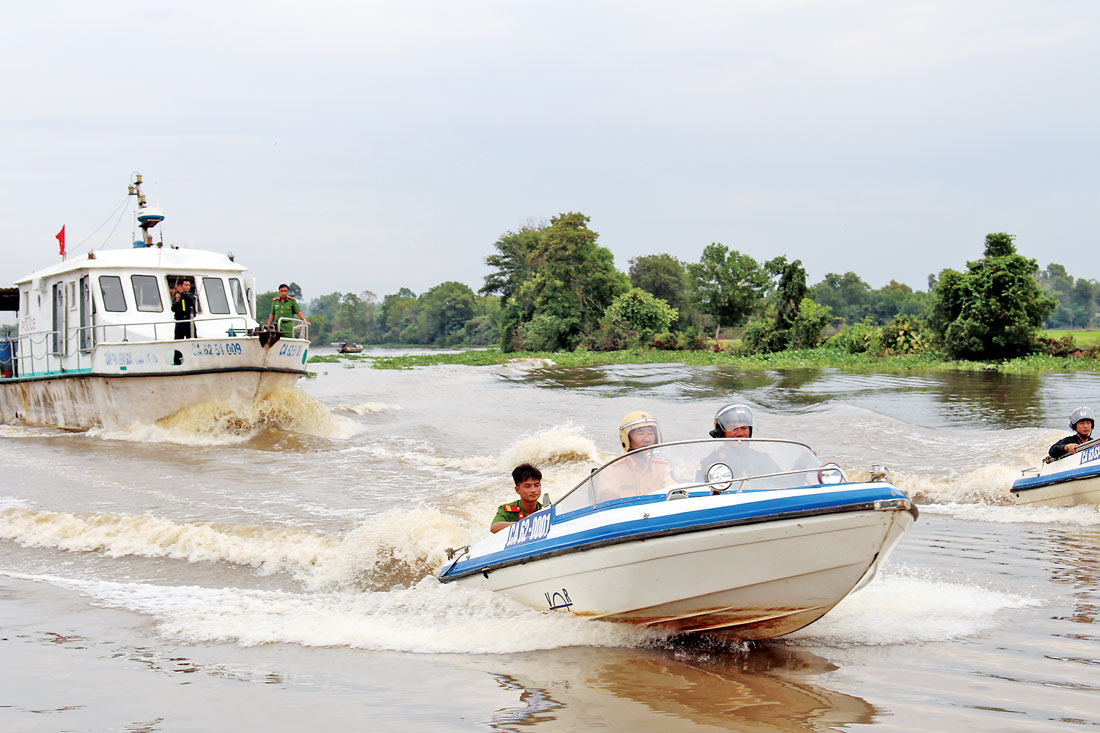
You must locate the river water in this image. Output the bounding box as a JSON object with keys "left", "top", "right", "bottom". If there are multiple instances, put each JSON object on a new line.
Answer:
{"left": 1, "top": 352, "right": 1097, "bottom": 731}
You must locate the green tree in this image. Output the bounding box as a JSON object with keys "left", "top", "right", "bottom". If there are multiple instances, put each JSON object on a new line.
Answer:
{"left": 813, "top": 272, "right": 872, "bottom": 324}
{"left": 928, "top": 233, "right": 1056, "bottom": 360}
{"left": 483, "top": 213, "right": 628, "bottom": 351}
{"left": 378, "top": 288, "right": 419, "bottom": 343}
{"left": 870, "top": 280, "right": 931, "bottom": 324}
{"left": 603, "top": 287, "right": 678, "bottom": 333}
{"left": 417, "top": 281, "right": 477, "bottom": 346}
{"left": 789, "top": 298, "right": 834, "bottom": 349}
{"left": 686, "top": 244, "right": 767, "bottom": 337}
{"left": 629, "top": 254, "right": 688, "bottom": 311}
{"left": 766, "top": 256, "right": 809, "bottom": 333}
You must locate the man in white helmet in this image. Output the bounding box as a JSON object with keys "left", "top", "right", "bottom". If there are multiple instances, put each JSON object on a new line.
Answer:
{"left": 594, "top": 411, "right": 675, "bottom": 502}
{"left": 1049, "top": 407, "right": 1095, "bottom": 460}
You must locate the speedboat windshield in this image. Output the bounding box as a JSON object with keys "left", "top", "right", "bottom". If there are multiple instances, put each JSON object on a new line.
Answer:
{"left": 554, "top": 439, "right": 828, "bottom": 515}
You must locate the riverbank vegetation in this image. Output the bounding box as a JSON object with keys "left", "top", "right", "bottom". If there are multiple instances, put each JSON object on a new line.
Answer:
{"left": 283, "top": 211, "right": 1100, "bottom": 365}
{"left": 309, "top": 346, "right": 1100, "bottom": 373}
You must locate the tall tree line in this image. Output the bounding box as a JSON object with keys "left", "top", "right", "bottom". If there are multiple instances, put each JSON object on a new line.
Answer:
{"left": 268, "top": 212, "right": 1087, "bottom": 358}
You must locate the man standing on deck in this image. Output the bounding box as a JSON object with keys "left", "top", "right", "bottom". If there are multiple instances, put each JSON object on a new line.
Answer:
{"left": 1049, "top": 407, "right": 1095, "bottom": 460}
{"left": 171, "top": 279, "right": 196, "bottom": 339}
{"left": 267, "top": 284, "right": 310, "bottom": 337}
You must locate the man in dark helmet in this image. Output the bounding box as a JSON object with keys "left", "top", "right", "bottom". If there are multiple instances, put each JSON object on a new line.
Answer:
{"left": 710, "top": 403, "right": 754, "bottom": 438}
{"left": 1049, "top": 407, "right": 1095, "bottom": 460}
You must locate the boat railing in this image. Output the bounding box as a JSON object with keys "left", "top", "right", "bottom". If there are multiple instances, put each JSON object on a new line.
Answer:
{"left": 0, "top": 315, "right": 274, "bottom": 379}
{"left": 275, "top": 317, "right": 310, "bottom": 340}
{"left": 553, "top": 438, "right": 840, "bottom": 515}
{"left": 663, "top": 465, "right": 851, "bottom": 498}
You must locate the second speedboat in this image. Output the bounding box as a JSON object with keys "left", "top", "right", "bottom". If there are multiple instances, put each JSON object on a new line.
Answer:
{"left": 1012, "top": 440, "right": 1100, "bottom": 506}
{"left": 439, "top": 438, "right": 916, "bottom": 639}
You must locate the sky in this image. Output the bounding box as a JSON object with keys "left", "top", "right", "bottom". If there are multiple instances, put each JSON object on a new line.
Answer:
{"left": 2, "top": 1, "right": 1098, "bottom": 304}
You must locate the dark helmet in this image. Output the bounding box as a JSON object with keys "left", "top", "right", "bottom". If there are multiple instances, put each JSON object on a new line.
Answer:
{"left": 1069, "top": 406, "right": 1095, "bottom": 431}
{"left": 710, "top": 403, "right": 753, "bottom": 438}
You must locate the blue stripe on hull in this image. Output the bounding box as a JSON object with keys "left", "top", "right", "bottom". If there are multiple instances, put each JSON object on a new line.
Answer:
{"left": 1012, "top": 464, "right": 1100, "bottom": 492}
{"left": 443, "top": 485, "right": 907, "bottom": 580}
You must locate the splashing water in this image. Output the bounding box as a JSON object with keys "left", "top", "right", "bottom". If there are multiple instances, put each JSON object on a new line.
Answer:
{"left": 89, "top": 389, "right": 358, "bottom": 445}
{"left": 789, "top": 567, "right": 1043, "bottom": 646}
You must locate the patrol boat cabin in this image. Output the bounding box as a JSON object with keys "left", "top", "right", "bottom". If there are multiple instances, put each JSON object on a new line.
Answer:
{"left": 0, "top": 174, "right": 310, "bottom": 429}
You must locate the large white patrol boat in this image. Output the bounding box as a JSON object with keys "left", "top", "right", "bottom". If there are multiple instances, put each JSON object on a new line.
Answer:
{"left": 0, "top": 174, "right": 310, "bottom": 429}
{"left": 439, "top": 439, "right": 917, "bottom": 640}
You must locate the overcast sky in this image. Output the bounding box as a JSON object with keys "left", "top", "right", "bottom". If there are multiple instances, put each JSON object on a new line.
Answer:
{"left": 2, "top": 1, "right": 1097, "bottom": 303}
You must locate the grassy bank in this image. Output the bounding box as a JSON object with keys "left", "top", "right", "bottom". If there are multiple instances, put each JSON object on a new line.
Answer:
{"left": 1042, "top": 329, "right": 1100, "bottom": 345}
{"left": 306, "top": 347, "right": 1100, "bottom": 373}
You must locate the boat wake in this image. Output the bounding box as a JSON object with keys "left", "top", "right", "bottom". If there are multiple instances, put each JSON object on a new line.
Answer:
{"left": 332, "top": 402, "right": 403, "bottom": 415}
{"left": 789, "top": 567, "right": 1042, "bottom": 646}
{"left": 919, "top": 502, "right": 1100, "bottom": 525}
{"left": 0, "top": 502, "right": 482, "bottom": 592}
{"left": 88, "top": 389, "right": 358, "bottom": 445}
{"left": 0, "top": 570, "right": 655, "bottom": 654}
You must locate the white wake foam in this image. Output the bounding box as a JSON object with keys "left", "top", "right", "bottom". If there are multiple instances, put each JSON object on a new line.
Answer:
{"left": 920, "top": 502, "right": 1100, "bottom": 526}
{"left": 3, "top": 572, "right": 655, "bottom": 654}
{"left": 789, "top": 569, "right": 1042, "bottom": 646}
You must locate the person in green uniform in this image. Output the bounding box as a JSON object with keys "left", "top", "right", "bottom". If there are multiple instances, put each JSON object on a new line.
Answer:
{"left": 490, "top": 463, "right": 545, "bottom": 533}
{"left": 266, "top": 284, "right": 310, "bottom": 336}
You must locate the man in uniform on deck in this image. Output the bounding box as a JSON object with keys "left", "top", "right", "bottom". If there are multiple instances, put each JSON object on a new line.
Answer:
{"left": 267, "top": 284, "right": 310, "bottom": 336}
{"left": 490, "top": 463, "right": 546, "bottom": 533}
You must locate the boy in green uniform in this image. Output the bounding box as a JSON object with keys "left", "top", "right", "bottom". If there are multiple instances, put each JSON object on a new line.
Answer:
{"left": 490, "top": 463, "right": 545, "bottom": 533}
{"left": 267, "top": 284, "right": 310, "bottom": 336}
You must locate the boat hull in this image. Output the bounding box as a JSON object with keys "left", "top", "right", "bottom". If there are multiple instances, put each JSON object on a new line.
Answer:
{"left": 0, "top": 337, "right": 308, "bottom": 429}
{"left": 1012, "top": 443, "right": 1100, "bottom": 507}
{"left": 1011, "top": 471, "right": 1100, "bottom": 506}
{"left": 446, "top": 505, "right": 913, "bottom": 639}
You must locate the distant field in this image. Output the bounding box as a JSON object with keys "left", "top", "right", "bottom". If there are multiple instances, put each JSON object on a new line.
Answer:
{"left": 1042, "top": 329, "right": 1100, "bottom": 344}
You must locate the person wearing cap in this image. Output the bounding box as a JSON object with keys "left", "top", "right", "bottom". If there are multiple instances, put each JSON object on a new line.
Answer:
{"left": 595, "top": 411, "right": 675, "bottom": 502}
{"left": 1049, "top": 407, "right": 1095, "bottom": 460}
{"left": 267, "top": 284, "right": 310, "bottom": 337}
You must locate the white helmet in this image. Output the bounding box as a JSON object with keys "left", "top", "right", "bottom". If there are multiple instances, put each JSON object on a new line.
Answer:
{"left": 1069, "top": 406, "right": 1095, "bottom": 430}
{"left": 711, "top": 403, "right": 753, "bottom": 438}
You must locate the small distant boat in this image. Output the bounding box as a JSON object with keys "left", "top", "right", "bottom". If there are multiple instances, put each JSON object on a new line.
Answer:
{"left": 0, "top": 173, "right": 310, "bottom": 430}
{"left": 337, "top": 342, "right": 363, "bottom": 354}
{"left": 1011, "top": 440, "right": 1100, "bottom": 506}
{"left": 438, "top": 438, "right": 917, "bottom": 640}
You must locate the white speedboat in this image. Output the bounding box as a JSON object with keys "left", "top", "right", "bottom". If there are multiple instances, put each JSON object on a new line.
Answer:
{"left": 0, "top": 174, "right": 310, "bottom": 430}
{"left": 1011, "top": 440, "right": 1100, "bottom": 506}
{"left": 439, "top": 438, "right": 917, "bottom": 639}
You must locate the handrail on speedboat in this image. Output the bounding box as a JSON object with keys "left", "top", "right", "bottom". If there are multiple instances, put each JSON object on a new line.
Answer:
{"left": 552, "top": 438, "right": 855, "bottom": 517}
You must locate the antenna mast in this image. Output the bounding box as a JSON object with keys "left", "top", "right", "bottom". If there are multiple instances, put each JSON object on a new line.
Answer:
{"left": 127, "top": 172, "right": 166, "bottom": 248}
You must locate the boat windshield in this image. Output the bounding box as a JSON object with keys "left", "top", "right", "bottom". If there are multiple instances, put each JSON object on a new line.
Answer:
{"left": 554, "top": 439, "right": 828, "bottom": 515}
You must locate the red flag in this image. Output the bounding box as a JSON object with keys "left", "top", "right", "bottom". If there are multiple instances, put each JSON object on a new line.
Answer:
{"left": 55, "top": 225, "right": 66, "bottom": 256}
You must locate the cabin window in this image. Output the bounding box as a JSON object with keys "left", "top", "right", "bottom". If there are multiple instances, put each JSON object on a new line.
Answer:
{"left": 203, "top": 277, "right": 231, "bottom": 314}
{"left": 131, "top": 275, "right": 163, "bottom": 312}
{"left": 99, "top": 276, "right": 128, "bottom": 312}
{"left": 229, "top": 279, "right": 248, "bottom": 315}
